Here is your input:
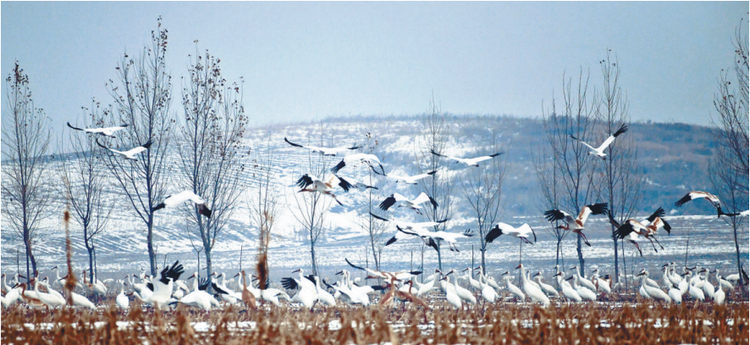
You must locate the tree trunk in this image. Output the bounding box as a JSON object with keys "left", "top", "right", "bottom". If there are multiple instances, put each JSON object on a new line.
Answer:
{"left": 24, "top": 230, "right": 36, "bottom": 281}
{"left": 436, "top": 242, "right": 443, "bottom": 271}
{"left": 576, "top": 234, "right": 585, "bottom": 278}
{"left": 147, "top": 214, "right": 157, "bottom": 276}
{"left": 480, "top": 248, "right": 486, "bottom": 276}
{"left": 88, "top": 246, "right": 95, "bottom": 283}
{"left": 733, "top": 220, "right": 744, "bottom": 286}
{"left": 205, "top": 247, "right": 213, "bottom": 286}
{"left": 310, "top": 242, "right": 318, "bottom": 276}
{"left": 612, "top": 224, "right": 619, "bottom": 283}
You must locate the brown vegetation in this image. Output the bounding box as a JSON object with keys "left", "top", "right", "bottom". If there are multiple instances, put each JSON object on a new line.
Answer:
{"left": 3, "top": 300, "right": 747, "bottom": 344}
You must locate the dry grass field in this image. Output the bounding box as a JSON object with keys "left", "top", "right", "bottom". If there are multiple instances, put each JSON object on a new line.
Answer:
{"left": 2, "top": 297, "right": 747, "bottom": 344}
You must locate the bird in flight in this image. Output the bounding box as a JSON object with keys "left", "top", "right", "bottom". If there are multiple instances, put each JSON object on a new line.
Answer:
{"left": 96, "top": 138, "right": 152, "bottom": 161}
{"left": 68, "top": 122, "right": 128, "bottom": 138}
{"left": 152, "top": 191, "right": 212, "bottom": 218}
{"left": 675, "top": 191, "right": 739, "bottom": 217}
{"left": 430, "top": 149, "right": 503, "bottom": 167}
{"left": 284, "top": 137, "right": 360, "bottom": 156}
{"left": 544, "top": 203, "right": 609, "bottom": 246}
{"left": 379, "top": 192, "right": 437, "bottom": 215}
{"left": 485, "top": 222, "right": 537, "bottom": 245}
{"left": 570, "top": 123, "right": 628, "bottom": 160}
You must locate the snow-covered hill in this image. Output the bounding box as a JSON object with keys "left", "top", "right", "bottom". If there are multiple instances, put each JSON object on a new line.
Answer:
{"left": 4, "top": 115, "right": 742, "bottom": 280}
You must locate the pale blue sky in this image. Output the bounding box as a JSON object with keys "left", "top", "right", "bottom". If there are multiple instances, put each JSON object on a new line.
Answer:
{"left": 1, "top": 2, "right": 746, "bottom": 130}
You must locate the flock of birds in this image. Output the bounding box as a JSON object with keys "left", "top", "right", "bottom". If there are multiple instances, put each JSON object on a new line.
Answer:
{"left": 1, "top": 260, "right": 745, "bottom": 312}
{"left": 1, "top": 121, "right": 747, "bottom": 312}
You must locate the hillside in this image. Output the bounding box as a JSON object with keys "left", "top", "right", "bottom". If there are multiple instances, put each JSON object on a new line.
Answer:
{"left": 1, "top": 114, "right": 728, "bottom": 276}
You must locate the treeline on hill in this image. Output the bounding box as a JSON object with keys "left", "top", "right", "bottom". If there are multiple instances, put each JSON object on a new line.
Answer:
{"left": 312, "top": 114, "right": 717, "bottom": 216}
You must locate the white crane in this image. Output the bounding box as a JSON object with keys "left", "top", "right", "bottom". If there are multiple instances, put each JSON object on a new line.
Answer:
{"left": 516, "top": 264, "right": 549, "bottom": 307}
{"left": 246, "top": 274, "right": 290, "bottom": 306}
{"left": 68, "top": 122, "right": 128, "bottom": 138}
{"left": 152, "top": 190, "right": 212, "bottom": 218}
{"left": 371, "top": 212, "right": 449, "bottom": 247}
{"left": 397, "top": 226, "right": 474, "bottom": 252}
{"left": 714, "top": 282, "right": 726, "bottom": 305}
{"left": 295, "top": 173, "right": 350, "bottom": 206}
{"left": 610, "top": 208, "right": 671, "bottom": 254}
{"left": 570, "top": 123, "right": 628, "bottom": 160}
{"left": 662, "top": 268, "right": 683, "bottom": 304}
{"left": 417, "top": 270, "right": 440, "bottom": 297}
{"left": 96, "top": 138, "right": 152, "bottom": 160}
{"left": 330, "top": 174, "right": 378, "bottom": 191}
{"left": 430, "top": 149, "right": 503, "bottom": 167}
{"left": 116, "top": 278, "right": 130, "bottom": 310}
{"left": 699, "top": 270, "right": 715, "bottom": 300}
{"left": 282, "top": 269, "right": 318, "bottom": 310}
{"left": 485, "top": 222, "right": 536, "bottom": 245}
{"left": 532, "top": 272, "right": 559, "bottom": 298}
{"left": 141, "top": 261, "right": 184, "bottom": 309}
{"left": 447, "top": 270, "right": 476, "bottom": 305}
{"left": 345, "top": 258, "right": 421, "bottom": 282}
{"left": 544, "top": 203, "right": 608, "bottom": 246}
{"left": 284, "top": 137, "right": 360, "bottom": 156}
{"left": 714, "top": 270, "right": 734, "bottom": 291}
{"left": 439, "top": 276, "right": 463, "bottom": 309}
{"left": 314, "top": 276, "right": 336, "bottom": 307}
{"left": 501, "top": 272, "right": 525, "bottom": 302}
{"left": 569, "top": 266, "right": 598, "bottom": 293}
{"left": 555, "top": 272, "right": 582, "bottom": 303}
{"left": 211, "top": 272, "right": 242, "bottom": 304}
{"left": 1, "top": 284, "right": 23, "bottom": 308}
{"left": 591, "top": 268, "right": 611, "bottom": 294}
{"left": 566, "top": 276, "right": 596, "bottom": 302}
{"left": 31, "top": 278, "right": 66, "bottom": 308}
{"left": 675, "top": 190, "right": 740, "bottom": 217}
{"left": 331, "top": 153, "right": 385, "bottom": 175}
{"left": 636, "top": 270, "right": 671, "bottom": 303}
{"left": 477, "top": 272, "right": 498, "bottom": 303}
{"left": 461, "top": 268, "right": 482, "bottom": 291}
{"left": 382, "top": 170, "right": 437, "bottom": 185}
{"left": 332, "top": 270, "right": 370, "bottom": 306}
{"left": 378, "top": 192, "right": 437, "bottom": 215}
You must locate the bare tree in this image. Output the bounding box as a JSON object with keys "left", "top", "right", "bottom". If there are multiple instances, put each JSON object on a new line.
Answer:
{"left": 541, "top": 69, "right": 598, "bottom": 277}
{"left": 710, "top": 20, "right": 749, "bottom": 286}
{"left": 248, "top": 133, "right": 283, "bottom": 288}
{"left": 58, "top": 101, "right": 115, "bottom": 284}
{"left": 1, "top": 62, "right": 53, "bottom": 282}
{"left": 460, "top": 132, "right": 506, "bottom": 272}
{"left": 592, "top": 50, "right": 642, "bottom": 284}
{"left": 100, "top": 18, "right": 173, "bottom": 275}
{"left": 176, "top": 45, "right": 248, "bottom": 284}
{"left": 289, "top": 133, "right": 334, "bottom": 276}
{"left": 356, "top": 132, "right": 388, "bottom": 271}
{"left": 533, "top": 114, "right": 570, "bottom": 268}
{"left": 415, "top": 95, "right": 454, "bottom": 271}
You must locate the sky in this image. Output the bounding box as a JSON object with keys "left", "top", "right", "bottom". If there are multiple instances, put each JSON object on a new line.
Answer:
{"left": 1, "top": 2, "right": 747, "bottom": 132}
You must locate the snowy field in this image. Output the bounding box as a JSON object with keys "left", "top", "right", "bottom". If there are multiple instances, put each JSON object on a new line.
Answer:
{"left": 2, "top": 122, "right": 747, "bottom": 284}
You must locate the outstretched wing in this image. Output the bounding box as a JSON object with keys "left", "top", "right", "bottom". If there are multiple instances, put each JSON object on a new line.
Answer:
{"left": 570, "top": 134, "right": 598, "bottom": 152}
{"left": 597, "top": 124, "right": 628, "bottom": 151}
{"left": 159, "top": 261, "right": 184, "bottom": 285}
{"left": 379, "top": 194, "right": 398, "bottom": 211}
{"left": 284, "top": 137, "right": 305, "bottom": 148}
{"left": 544, "top": 209, "right": 567, "bottom": 222}
{"left": 646, "top": 207, "right": 666, "bottom": 223}
{"left": 67, "top": 122, "right": 84, "bottom": 131}
{"left": 281, "top": 277, "right": 299, "bottom": 291}
{"left": 296, "top": 174, "right": 314, "bottom": 190}
{"left": 485, "top": 224, "right": 505, "bottom": 243}
{"left": 614, "top": 220, "right": 641, "bottom": 240}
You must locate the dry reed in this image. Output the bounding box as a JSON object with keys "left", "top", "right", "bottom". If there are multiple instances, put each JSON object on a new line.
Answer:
{"left": 2, "top": 299, "right": 747, "bottom": 344}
